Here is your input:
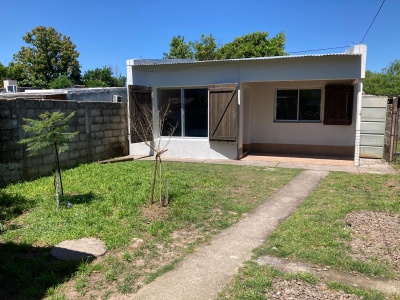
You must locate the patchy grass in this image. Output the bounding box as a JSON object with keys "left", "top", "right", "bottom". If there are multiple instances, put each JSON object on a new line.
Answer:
{"left": 256, "top": 172, "right": 400, "bottom": 278}
{"left": 218, "top": 263, "right": 388, "bottom": 300}
{"left": 219, "top": 171, "right": 400, "bottom": 300}
{"left": 0, "top": 160, "right": 299, "bottom": 299}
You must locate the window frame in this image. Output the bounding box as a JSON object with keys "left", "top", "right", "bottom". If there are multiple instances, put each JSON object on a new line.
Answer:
{"left": 274, "top": 88, "right": 323, "bottom": 123}
{"left": 158, "top": 87, "right": 209, "bottom": 138}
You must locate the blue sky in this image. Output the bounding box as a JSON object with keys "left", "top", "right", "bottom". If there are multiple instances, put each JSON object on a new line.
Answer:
{"left": 1, "top": 0, "right": 399, "bottom": 77}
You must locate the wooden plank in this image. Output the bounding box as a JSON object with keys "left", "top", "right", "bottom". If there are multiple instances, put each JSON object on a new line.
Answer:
{"left": 209, "top": 83, "right": 238, "bottom": 142}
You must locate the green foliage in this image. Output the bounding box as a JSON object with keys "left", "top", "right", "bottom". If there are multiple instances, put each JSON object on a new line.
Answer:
{"left": 0, "top": 62, "right": 25, "bottom": 86}
{"left": 82, "top": 66, "right": 126, "bottom": 87}
{"left": 19, "top": 111, "right": 78, "bottom": 156}
{"left": 192, "top": 34, "right": 217, "bottom": 61}
{"left": 215, "top": 31, "right": 286, "bottom": 59}
{"left": 163, "top": 35, "right": 194, "bottom": 59}
{"left": 13, "top": 26, "right": 81, "bottom": 87}
{"left": 49, "top": 75, "right": 73, "bottom": 89}
{"left": 0, "top": 63, "right": 7, "bottom": 85}
{"left": 163, "top": 31, "right": 286, "bottom": 61}
{"left": 364, "top": 60, "right": 400, "bottom": 96}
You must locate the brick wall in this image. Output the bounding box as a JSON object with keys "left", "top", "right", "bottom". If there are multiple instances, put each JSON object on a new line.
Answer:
{"left": 0, "top": 99, "right": 128, "bottom": 187}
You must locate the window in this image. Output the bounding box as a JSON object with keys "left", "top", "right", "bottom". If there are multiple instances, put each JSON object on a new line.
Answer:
{"left": 159, "top": 88, "right": 208, "bottom": 137}
{"left": 276, "top": 89, "right": 321, "bottom": 121}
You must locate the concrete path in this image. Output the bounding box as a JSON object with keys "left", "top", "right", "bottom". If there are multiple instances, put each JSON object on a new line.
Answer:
{"left": 130, "top": 170, "right": 329, "bottom": 300}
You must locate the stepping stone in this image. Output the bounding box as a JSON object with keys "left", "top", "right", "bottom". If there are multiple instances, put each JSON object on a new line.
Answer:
{"left": 51, "top": 237, "right": 107, "bottom": 260}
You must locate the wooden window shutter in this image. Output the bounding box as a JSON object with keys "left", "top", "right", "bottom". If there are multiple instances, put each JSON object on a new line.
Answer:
{"left": 129, "top": 85, "right": 152, "bottom": 143}
{"left": 209, "top": 83, "right": 238, "bottom": 142}
{"left": 323, "top": 85, "right": 354, "bottom": 125}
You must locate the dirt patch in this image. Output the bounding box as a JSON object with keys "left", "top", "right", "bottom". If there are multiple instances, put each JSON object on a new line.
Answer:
{"left": 142, "top": 204, "right": 169, "bottom": 223}
{"left": 261, "top": 210, "right": 400, "bottom": 298}
{"left": 266, "top": 279, "right": 362, "bottom": 299}
{"left": 345, "top": 210, "right": 400, "bottom": 276}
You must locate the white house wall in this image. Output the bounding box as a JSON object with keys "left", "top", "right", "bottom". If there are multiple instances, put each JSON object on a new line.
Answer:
{"left": 243, "top": 80, "right": 357, "bottom": 157}
{"left": 129, "top": 55, "right": 362, "bottom": 88}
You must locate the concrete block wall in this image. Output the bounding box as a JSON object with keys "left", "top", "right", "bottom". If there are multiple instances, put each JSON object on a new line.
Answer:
{"left": 0, "top": 99, "right": 128, "bottom": 187}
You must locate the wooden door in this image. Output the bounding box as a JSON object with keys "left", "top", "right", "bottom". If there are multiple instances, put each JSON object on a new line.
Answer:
{"left": 209, "top": 83, "right": 238, "bottom": 142}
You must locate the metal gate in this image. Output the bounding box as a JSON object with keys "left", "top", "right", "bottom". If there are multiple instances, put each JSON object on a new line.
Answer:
{"left": 384, "top": 96, "right": 399, "bottom": 163}
{"left": 360, "top": 95, "right": 387, "bottom": 158}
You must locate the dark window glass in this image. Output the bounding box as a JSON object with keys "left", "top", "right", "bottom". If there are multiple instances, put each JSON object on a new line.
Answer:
{"left": 184, "top": 89, "right": 208, "bottom": 137}
{"left": 159, "top": 88, "right": 209, "bottom": 137}
{"left": 159, "top": 89, "right": 181, "bottom": 136}
{"left": 299, "top": 89, "right": 321, "bottom": 120}
{"left": 276, "top": 90, "right": 298, "bottom": 120}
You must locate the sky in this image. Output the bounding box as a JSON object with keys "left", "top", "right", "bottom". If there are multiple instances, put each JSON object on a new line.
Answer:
{"left": 1, "top": 0, "right": 399, "bottom": 77}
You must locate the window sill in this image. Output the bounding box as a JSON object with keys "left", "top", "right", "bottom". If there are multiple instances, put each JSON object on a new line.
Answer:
{"left": 159, "top": 137, "right": 209, "bottom": 140}
{"left": 274, "top": 120, "right": 322, "bottom": 123}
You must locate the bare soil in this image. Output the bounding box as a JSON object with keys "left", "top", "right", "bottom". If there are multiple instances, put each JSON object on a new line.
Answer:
{"left": 345, "top": 210, "right": 400, "bottom": 276}
{"left": 61, "top": 210, "right": 400, "bottom": 299}
{"left": 265, "top": 211, "right": 400, "bottom": 299}
{"left": 266, "top": 279, "right": 362, "bottom": 299}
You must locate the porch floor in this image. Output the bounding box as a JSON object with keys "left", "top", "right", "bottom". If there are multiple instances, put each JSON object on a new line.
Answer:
{"left": 101, "top": 154, "right": 397, "bottom": 175}
{"left": 243, "top": 153, "right": 354, "bottom": 166}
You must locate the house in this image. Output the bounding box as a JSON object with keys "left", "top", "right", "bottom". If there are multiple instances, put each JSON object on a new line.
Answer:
{"left": 126, "top": 44, "right": 367, "bottom": 165}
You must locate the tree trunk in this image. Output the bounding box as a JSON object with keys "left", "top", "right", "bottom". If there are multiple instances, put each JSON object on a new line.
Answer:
{"left": 159, "top": 156, "right": 163, "bottom": 205}
{"left": 149, "top": 155, "right": 159, "bottom": 204}
{"left": 54, "top": 169, "right": 60, "bottom": 208}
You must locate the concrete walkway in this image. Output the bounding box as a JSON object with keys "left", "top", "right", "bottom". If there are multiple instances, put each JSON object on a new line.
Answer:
{"left": 130, "top": 170, "right": 329, "bottom": 300}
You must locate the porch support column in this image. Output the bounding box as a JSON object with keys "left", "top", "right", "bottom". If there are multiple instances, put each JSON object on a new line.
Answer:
{"left": 354, "top": 78, "right": 363, "bottom": 166}
{"left": 238, "top": 85, "right": 243, "bottom": 159}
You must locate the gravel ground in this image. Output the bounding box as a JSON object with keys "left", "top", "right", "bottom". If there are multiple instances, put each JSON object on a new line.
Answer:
{"left": 265, "top": 211, "right": 400, "bottom": 299}
{"left": 345, "top": 210, "right": 400, "bottom": 276}
{"left": 265, "top": 279, "right": 362, "bottom": 299}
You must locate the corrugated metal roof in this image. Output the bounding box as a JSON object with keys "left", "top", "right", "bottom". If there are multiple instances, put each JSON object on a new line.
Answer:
{"left": 128, "top": 53, "right": 362, "bottom": 67}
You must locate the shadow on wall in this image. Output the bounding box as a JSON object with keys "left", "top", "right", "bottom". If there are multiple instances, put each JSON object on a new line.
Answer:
{"left": 209, "top": 141, "right": 238, "bottom": 159}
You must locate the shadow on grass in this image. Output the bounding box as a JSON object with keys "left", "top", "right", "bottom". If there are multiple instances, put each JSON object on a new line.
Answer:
{"left": 63, "top": 191, "right": 98, "bottom": 205}
{"left": 0, "top": 191, "right": 34, "bottom": 228}
{"left": 0, "top": 242, "right": 83, "bottom": 300}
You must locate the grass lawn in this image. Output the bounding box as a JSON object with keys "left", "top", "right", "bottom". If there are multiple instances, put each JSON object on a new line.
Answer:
{"left": 0, "top": 160, "right": 300, "bottom": 300}
{"left": 219, "top": 171, "right": 400, "bottom": 300}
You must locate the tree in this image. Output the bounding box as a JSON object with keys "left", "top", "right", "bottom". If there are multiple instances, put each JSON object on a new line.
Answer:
{"left": 13, "top": 26, "right": 81, "bottom": 88}
{"left": 192, "top": 34, "right": 217, "bottom": 61}
{"left": 0, "top": 62, "right": 24, "bottom": 87}
{"left": 163, "top": 31, "right": 286, "bottom": 61}
{"left": 215, "top": 31, "right": 286, "bottom": 59}
{"left": 364, "top": 60, "right": 400, "bottom": 96}
{"left": 0, "top": 63, "right": 7, "bottom": 87}
{"left": 163, "top": 35, "right": 194, "bottom": 59}
{"left": 49, "top": 75, "right": 73, "bottom": 89}
{"left": 131, "top": 101, "right": 177, "bottom": 206}
{"left": 83, "top": 66, "right": 126, "bottom": 87}
{"left": 19, "top": 112, "right": 78, "bottom": 208}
